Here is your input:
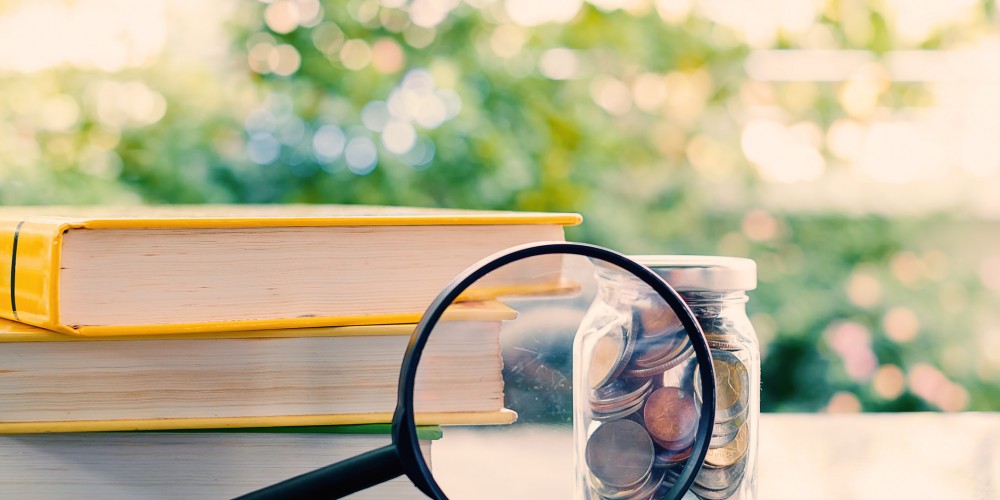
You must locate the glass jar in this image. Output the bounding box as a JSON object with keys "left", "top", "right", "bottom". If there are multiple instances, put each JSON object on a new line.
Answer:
{"left": 639, "top": 256, "right": 759, "bottom": 500}
{"left": 573, "top": 255, "right": 758, "bottom": 500}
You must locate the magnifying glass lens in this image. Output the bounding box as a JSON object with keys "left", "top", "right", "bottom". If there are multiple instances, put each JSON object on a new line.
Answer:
{"left": 409, "top": 251, "right": 713, "bottom": 499}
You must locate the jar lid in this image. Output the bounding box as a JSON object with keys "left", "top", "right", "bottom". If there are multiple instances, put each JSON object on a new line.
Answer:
{"left": 630, "top": 255, "right": 757, "bottom": 292}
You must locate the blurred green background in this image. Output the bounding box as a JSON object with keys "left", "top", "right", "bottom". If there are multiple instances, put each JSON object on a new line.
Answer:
{"left": 1, "top": 0, "right": 999, "bottom": 412}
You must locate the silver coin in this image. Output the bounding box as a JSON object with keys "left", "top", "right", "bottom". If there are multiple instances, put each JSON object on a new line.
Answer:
{"left": 592, "top": 393, "right": 648, "bottom": 421}
{"left": 618, "top": 467, "right": 667, "bottom": 500}
{"left": 590, "top": 322, "right": 632, "bottom": 390}
{"left": 593, "top": 465, "right": 665, "bottom": 500}
{"left": 694, "top": 451, "right": 748, "bottom": 491}
{"left": 622, "top": 344, "right": 694, "bottom": 378}
{"left": 710, "top": 410, "right": 746, "bottom": 448}
{"left": 591, "top": 381, "right": 654, "bottom": 415}
{"left": 689, "top": 475, "right": 742, "bottom": 500}
{"left": 586, "top": 419, "right": 655, "bottom": 489}
{"left": 630, "top": 331, "right": 688, "bottom": 370}
{"left": 592, "top": 377, "right": 654, "bottom": 407}
{"left": 654, "top": 471, "right": 700, "bottom": 500}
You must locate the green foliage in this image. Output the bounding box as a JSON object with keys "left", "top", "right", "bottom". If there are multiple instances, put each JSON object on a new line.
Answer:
{"left": 0, "top": 1, "right": 997, "bottom": 413}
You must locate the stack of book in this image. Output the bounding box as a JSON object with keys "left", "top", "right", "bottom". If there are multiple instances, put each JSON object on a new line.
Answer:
{"left": 0, "top": 205, "right": 581, "bottom": 498}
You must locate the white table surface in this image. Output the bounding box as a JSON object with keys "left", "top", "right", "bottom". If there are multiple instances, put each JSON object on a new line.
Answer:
{"left": 429, "top": 412, "right": 1000, "bottom": 499}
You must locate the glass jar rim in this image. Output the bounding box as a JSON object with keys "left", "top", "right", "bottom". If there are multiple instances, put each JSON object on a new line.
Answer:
{"left": 630, "top": 255, "right": 757, "bottom": 292}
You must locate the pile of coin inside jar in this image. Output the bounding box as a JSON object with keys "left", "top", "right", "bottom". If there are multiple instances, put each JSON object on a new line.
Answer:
{"left": 582, "top": 300, "right": 751, "bottom": 500}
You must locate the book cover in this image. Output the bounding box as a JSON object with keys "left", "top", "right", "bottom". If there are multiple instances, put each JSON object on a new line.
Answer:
{"left": 0, "top": 204, "right": 580, "bottom": 336}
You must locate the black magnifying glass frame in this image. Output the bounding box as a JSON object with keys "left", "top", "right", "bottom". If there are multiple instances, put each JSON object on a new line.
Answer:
{"left": 238, "top": 241, "right": 716, "bottom": 500}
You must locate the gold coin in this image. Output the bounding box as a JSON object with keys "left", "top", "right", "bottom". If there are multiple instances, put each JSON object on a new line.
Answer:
{"left": 703, "top": 423, "right": 748, "bottom": 468}
{"left": 712, "top": 351, "right": 749, "bottom": 422}
{"left": 714, "top": 357, "right": 744, "bottom": 409}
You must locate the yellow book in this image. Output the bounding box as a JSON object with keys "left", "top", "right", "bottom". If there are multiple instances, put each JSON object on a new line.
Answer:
{"left": 0, "top": 301, "right": 517, "bottom": 434}
{"left": 0, "top": 205, "right": 580, "bottom": 336}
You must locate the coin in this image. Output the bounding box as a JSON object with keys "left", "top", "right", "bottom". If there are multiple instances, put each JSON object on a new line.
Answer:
{"left": 652, "top": 443, "right": 692, "bottom": 468}
{"left": 689, "top": 475, "right": 742, "bottom": 500}
{"left": 703, "top": 423, "right": 748, "bottom": 469}
{"left": 636, "top": 304, "right": 683, "bottom": 338}
{"left": 695, "top": 452, "right": 748, "bottom": 491}
{"left": 593, "top": 465, "right": 665, "bottom": 500}
{"left": 704, "top": 331, "right": 744, "bottom": 352}
{"left": 652, "top": 430, "right": 696, "bottom": 453}
{"left": 591, "top": 379, "right": 653, "bottom": 420}
{"left": 655, "top": 472, "right": 701, "bottom": 500}
{"left": 619, "top": 467, "right": 666, "bottom": 500}
{"left": 589, "top": 323, "right": 631, "bottom": 389}
{"left": 622, "top": 344, "right": 694, "bottom": 378}
{"left": 586, "top": 419, "right": 655, "bottom": 489}
{"left": 710, "top": 413, "right": 744, "bottom": 448}
{"left": 712, "top": 351, "right": 749, "bottom": 422}
{"left": 592, "top": 378, "right": 653, "bottom": 407}
{"left": 630, "top": 331, "right": 687, "bottom": 369}
{"left": 592, "top": 394, "right": 647, "bottom": 421}
{"left": 642, "top": 387, "right": 698, "bottom": 449}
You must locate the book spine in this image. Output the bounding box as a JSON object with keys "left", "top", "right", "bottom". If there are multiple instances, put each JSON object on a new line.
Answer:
{"left": 0, "top": 219, "right": 73, "bottom": 334}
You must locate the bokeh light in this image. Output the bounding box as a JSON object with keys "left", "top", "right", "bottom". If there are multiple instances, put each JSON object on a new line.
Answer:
{"left": 1, "top": 0, "right": 1000, "bottom": 416}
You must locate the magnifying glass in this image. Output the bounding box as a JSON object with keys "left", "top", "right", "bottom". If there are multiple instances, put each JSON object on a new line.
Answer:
{"left": 238, "top": 242, "right": 716, "bottom": 500}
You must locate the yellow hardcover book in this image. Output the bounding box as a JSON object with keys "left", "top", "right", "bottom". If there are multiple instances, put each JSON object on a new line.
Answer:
{"left": 0, "top": 301, "right": 518, "bottom": 433}
{"left": 0, "top": 205, "right": 580, "bottom": 336}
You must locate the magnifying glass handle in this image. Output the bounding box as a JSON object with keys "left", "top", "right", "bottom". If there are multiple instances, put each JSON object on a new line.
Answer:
{"left": 235, "top": 445, "right": 404, "bottom": 500}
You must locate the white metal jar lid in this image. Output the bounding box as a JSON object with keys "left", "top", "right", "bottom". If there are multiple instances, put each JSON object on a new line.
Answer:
{"left": 630, "top": 255, "right": 757, "bottom": 292}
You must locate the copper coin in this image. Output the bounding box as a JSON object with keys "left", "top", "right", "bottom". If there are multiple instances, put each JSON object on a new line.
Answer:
{"left": 652, "top": 444, "right": 693, "bottom": 468}
{"left": 586, "top": 419, "right": 655, "bottom": 489}
{"left": 652, "top": 427, "right": 696, "bottom": 452}
{"left": 703, "top": 422, "right": 749, "bottom": 469}
{"left": 642, "top": 387, "right": 698, "bottom": 446}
